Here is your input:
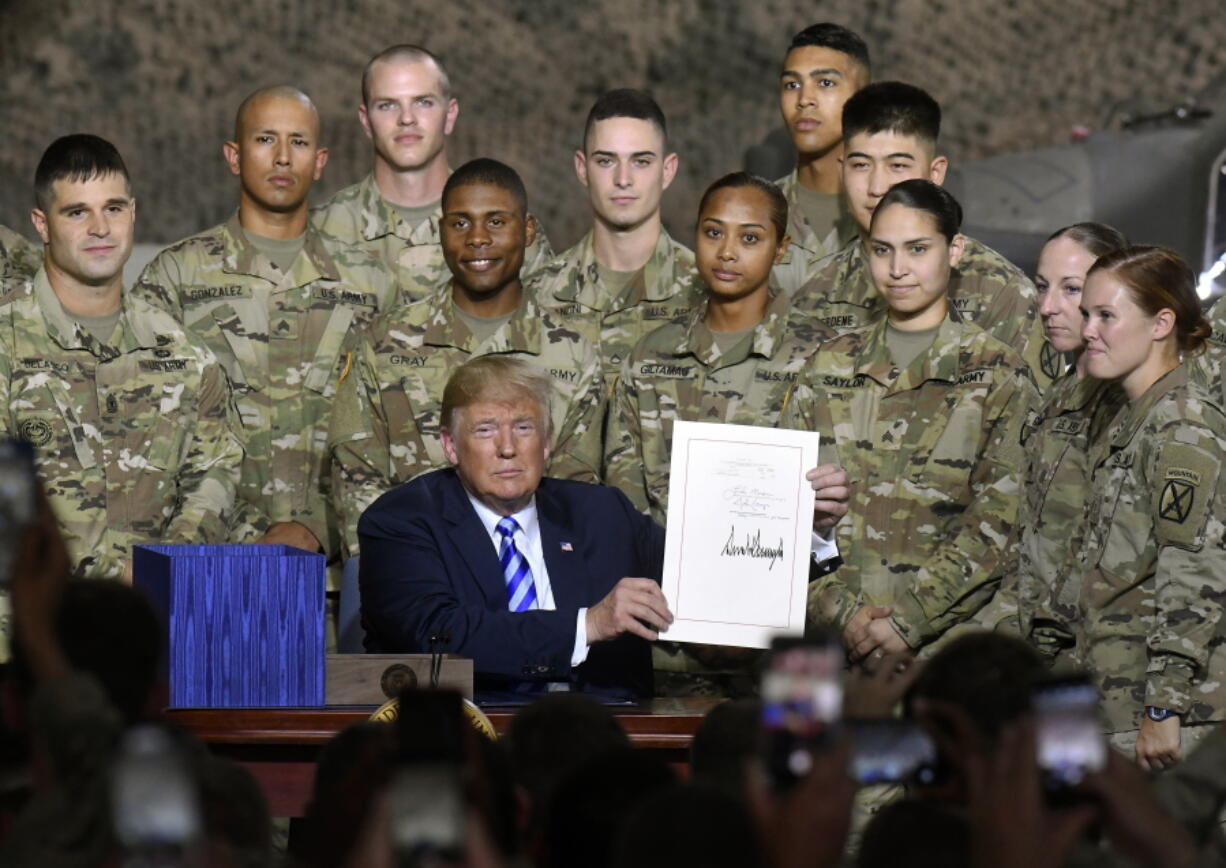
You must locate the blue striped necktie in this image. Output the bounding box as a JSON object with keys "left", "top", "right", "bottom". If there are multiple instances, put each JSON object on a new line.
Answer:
{"left": 497, "top": 517, "right": 537, "bottom": 612}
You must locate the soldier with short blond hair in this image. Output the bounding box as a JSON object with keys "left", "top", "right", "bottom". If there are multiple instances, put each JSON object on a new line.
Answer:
{"left": 312, "top": 44, "right": 553, "bottom": 300}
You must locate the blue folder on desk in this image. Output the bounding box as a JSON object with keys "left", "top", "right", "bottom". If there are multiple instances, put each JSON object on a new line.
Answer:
{"left": 134, "top": 544, "right": 326, "bottom": 708}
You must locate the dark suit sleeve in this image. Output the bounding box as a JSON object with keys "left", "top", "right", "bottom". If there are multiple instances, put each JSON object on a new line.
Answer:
{"left": 358, "top": 501, "right": 581, "bottom": 681}
{"left": 617, "top": 485, "right": 667, "bottom": 582}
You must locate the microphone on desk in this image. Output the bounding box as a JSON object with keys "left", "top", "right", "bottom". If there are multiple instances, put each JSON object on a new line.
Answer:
{"left": 427, "top": 631, "right": 451, "bottom": 689}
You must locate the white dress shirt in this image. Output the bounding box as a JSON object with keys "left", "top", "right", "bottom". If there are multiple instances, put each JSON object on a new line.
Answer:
{"left": 466, "top": 492, "right": 590, "bottom": 668}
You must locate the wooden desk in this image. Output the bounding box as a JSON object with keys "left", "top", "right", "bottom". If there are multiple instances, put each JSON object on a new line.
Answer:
{"left": 168, "top": 698, "right": 721, "bottom": 817}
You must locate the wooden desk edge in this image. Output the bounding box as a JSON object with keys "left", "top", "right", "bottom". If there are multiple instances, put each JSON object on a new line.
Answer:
{"left": 167, "top": 698, "right": 722, "bottom": 747}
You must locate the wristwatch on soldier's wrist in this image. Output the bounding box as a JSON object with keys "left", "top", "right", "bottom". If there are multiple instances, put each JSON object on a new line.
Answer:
{"left": 1145, "top": 706, "right": 1178, "bottom": 722}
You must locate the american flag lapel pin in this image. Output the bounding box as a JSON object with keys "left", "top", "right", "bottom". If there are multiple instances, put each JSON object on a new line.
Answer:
{"left": 560, "top": 541, "right": 574, "bottom": 552}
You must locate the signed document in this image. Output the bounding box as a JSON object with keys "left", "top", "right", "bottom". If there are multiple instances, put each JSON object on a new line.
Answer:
{"left": 660, "top": 421, "right": 819, "bottom": 649}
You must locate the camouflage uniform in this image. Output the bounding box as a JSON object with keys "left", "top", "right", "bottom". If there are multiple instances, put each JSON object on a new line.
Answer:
{"left": 533, "top": 229, "right": 706, "bottom": 385}
{"left": 603, "top": 292, "right": 832, "bottom": 696}
{"left": 605, "top": 290, "right": 833, "bottom": 522}
{"left": 781, "top": 313, "right": 1038, "bottom": 650}
{"left": 311, "top": 172, "right": 554, "bottom": 302}
{"left": 792, "top": 236, "right": 1058, "bottom": 391}
{"left": 0, "top": 224, "right": 39, "bottom": 285}
{"left": 0, "top": 269, "right": 242, "bottom": 578}
{"left": 1209, "top": 294, "right": 1226, "bottom": 348}
{"left": 770, "top": 170, "right": 858, "bottom": 297}
{"left": 133, "top": 214, "right": 398, "bottom": 564}
{"left": 977, "top": 372, "right": 1124, "bottom": 664}
{"left": 1068, "top": 364, "right": 1226, "bottom": 734}
{"left": 328, "top": 278, "right": 605, "bottom": 558}
{"left": 1192, "top": 299, "right": 1226, "bottom": 406}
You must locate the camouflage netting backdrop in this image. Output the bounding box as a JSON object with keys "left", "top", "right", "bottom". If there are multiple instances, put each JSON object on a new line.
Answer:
{"left": 1, "top": 0, "right": 1223, "bottom": 248}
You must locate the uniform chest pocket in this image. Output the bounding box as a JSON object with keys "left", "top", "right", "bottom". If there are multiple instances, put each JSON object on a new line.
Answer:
{"left": 915, "top": 389, "right": 987, "bottom": 499}
{"left": 187, "top": 303, "right": 263, "bottom": 392}
{"left": 1086, "top": 453, "right": 1153, "bottom": 595}
{"left": 109, "top": 377, "right": 198, "bottom": 473}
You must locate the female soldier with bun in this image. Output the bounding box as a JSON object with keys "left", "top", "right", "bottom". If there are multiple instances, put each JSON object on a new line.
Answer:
{"left": 782, "top": 179, "right": 1038, "bottom": 660}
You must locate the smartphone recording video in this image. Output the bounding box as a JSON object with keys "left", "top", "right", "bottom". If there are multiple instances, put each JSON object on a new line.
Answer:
{"left": 0, "top": 439, "right": 35, "bottom": 588}
{"left": 1033, "top": 675, "right": 1107, "bottom": 790}
{"left": 760, "top": 634, "right": 844, "bottom": 791}
{"left": 392, "top": 690, "right": 467, "bottom": 868}
{"left": 847, "top": 718, "right": 940, "bottom": 786}
{"left": 110, "top": 725, "right": 203, "bottom": 867}
{"left": 390, "top": 764, "right": 465, "bottom": 868}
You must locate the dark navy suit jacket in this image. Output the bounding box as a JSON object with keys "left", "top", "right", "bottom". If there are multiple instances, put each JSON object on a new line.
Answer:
{"left": 358, "top": 468, "right": 665, "bottom": 700}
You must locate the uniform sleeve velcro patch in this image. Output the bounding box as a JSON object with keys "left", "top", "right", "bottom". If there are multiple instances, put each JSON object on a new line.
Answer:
{"left": 1154, "top": 441, "right": 1221, "bottom": 549}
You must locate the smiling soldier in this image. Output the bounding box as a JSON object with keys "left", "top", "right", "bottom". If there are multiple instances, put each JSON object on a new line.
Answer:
{"left": 313, "top": 45, "right": 554, "bottom": 300}
{"left": 134, "top": 86, "right": 399, "bottom": 576}
{"left": 327, "top": 159, "right": 603, "bottom": 560}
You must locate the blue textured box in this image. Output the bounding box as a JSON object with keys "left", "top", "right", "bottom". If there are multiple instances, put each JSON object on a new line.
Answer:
{"left": 134, "top": 545, "right": 326, "bottom": 708}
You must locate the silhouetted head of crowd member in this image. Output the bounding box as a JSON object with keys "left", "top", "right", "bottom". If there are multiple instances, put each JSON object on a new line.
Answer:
{"left": 470, "top": 732, "right": 520, "bottom": 862}
{"left": 544, "top": 748, "right": 676, "bottom": 868}
{"left": 689, "top": 699, "right": 762, "bottom": 799}
{"left": 502, "top": 693, "right": 630, "bottom": 811}
{"left": 904, "top": 632, "right": 1046, "bottom": 802}
{"left": 298, "top": 722, "right": 398, "bottom": 868}
{"left": 858, "top": 798, "right": 969, "bottom": 868}
{"left": 11, "top": 580, "right": 164, "bottom": 724}
{"left": 611, "top": 783, "right": 764, "bottom": 868}
{"left": 196, "top": 753, "right": 272, "bottom": 868}
{"left": 906, "top": 632, "right": 1045, "bottom": 745}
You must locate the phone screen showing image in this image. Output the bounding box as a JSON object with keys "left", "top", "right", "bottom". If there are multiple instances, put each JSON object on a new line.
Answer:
{"left": 1034, "top": 677, "right": 1107, "bottom": 789}
{"left": 760, "top": 635, "right": 844, "bottom": 790}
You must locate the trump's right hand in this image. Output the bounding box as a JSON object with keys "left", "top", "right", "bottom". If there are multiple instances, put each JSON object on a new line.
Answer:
{"left": 586, "top": 578, "right": 674, "bottom": 643}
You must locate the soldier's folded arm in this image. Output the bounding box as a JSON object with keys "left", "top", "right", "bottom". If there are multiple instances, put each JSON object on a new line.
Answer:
{"left": 162, "top": 360, "right": 244, "bottom": 545}
{"left": 888, "top": 369, "right": 1037, "bottom": 647}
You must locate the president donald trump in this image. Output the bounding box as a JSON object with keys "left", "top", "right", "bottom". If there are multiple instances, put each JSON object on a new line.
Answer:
{"left": 359, "top": 355, "right": 674, "bottom": 701}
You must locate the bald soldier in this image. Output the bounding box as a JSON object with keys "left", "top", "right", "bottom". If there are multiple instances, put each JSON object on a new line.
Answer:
{"left": 0, "top": 224, "right": 40, "bottom": 285}
{"left": 533, "top": 89, "right": 705, "bottom": 387}
{"left": 329, "top": 159, "right": 604, "bottom": 559}
{"left": 135, "top": 86, "right": 398, "bottom": 569}
{"left": 0, "top": 135, "right": 242, "bottom": 582}
{"left": 313, "top": 44, "right": 553, "bottom": 301}
{"left": 771, "top": 23, "right": 871, "bottom": 295}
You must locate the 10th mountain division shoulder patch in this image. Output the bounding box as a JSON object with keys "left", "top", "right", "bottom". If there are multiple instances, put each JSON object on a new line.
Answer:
{"left": 1159, "top": 478, "right": 1195, "bottom": 523}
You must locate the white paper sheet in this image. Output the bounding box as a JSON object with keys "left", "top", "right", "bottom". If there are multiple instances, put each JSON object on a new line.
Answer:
{"left": 660, "top": 420, "right": 819, "bottom": 648}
